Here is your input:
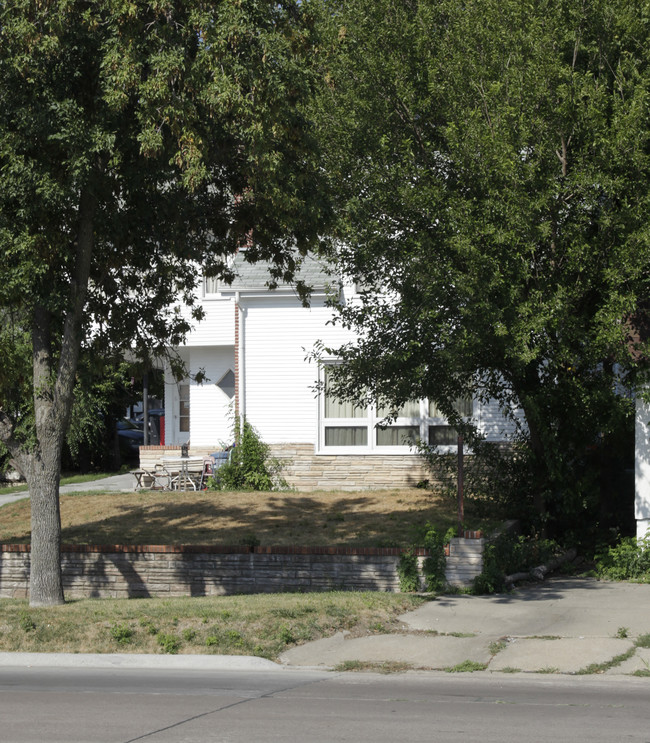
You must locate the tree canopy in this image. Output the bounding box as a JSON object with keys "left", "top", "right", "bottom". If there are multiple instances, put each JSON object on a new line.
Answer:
{"left": 313, "top": 0, "right": 650, "bottom": 538}
{"left": 0, "top": 0, "right": 326, "bottom": 604}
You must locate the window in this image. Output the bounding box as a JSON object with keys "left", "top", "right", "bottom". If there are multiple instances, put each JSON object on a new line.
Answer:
{"left": 375, "top": 400, "right": 421, "bottom": 447}
{"left": 323, "top": 367, "right": 368, "bottom": 447}
{"left": 319, "top": 366, "right": 474, "bottom": 452}
{"left": 217, "top": 369, "right": 235, "bottom": 399}
{"left": 204, "top": 276, "right": 220, "bottom": 296}
{"left": 179, "top": 383, "right": 190, "bottom": 433}
{"left": 427, "top": 397, "right": 473, "bottom": 446}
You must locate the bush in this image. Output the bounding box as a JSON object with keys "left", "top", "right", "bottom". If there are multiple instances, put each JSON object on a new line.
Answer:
{"left": 397, "top": 548, "right": 420, "bottom": 592}
{"left": 473, "top": 532, "right": 561, "bottom": 594}
{"left": 595, "top": 533, "right": 650, "bottom": 581}
{"left": 421, "top": 524, "right": 454, "bottom": 593}
{"left": 417, "top": 436, "right": 535, "bottom": 523}
{"left": 397, "top": 524, "right": 455, "bottom": 593}
{"left": 207, "top": 417, "right": 286, "bottom": 491}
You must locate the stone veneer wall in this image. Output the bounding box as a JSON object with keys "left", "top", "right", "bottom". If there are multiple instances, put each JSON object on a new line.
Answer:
{"left": 139, "top": 444, "right": 432, "bottom": 491}
{"left": 0, "top": 546, "right": 415, "bottom": 599}
{"left": 269, "top": 444, "right": 432, "bottom": 491}
{"left": 0, "top": 539, "right": 485, "bottom": 599}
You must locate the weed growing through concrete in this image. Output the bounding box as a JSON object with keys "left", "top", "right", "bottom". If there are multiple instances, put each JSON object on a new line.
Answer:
{"left": 616, "top": 626, "right": 629, "bottom": 639}
{"left": 577, "top": 648, "right": 636, "bottom": 675}
{"left": 444, "top": 660, "right": 488, "bottom": 673}
{"left": 488, "top": 640, "right": 507, "bottom": 655}
{"left": 333, "top": 660, "right": 412, "bottom": 674}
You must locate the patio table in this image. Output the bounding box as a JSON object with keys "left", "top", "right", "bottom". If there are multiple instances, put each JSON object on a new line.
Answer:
{"left": 161, "top": 456, "right": 207, "bottom": 491}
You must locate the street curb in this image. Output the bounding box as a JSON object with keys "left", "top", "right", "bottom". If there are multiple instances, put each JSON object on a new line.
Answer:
{"left": 0, "top": 652, "right": 282, "bottom": 671}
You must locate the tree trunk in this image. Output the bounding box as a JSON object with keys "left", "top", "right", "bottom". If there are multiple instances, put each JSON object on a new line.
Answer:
{"left": 24, "top": 185, "right": 96, "bottom": 606}
{"left": 511, "top": 366, "right": 550, "bottom": 522}
{"left": 25, "top": 447, "right": 65, "bottom": 606}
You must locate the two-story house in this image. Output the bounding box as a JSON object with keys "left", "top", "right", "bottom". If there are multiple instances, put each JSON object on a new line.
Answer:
{"left": 153, "top": 253, "right": 519, "bottom": 490}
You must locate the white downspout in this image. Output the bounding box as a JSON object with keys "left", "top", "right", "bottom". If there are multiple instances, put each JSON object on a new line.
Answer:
{"left": 236, "top": 292, "right": 245, "bottom": 420}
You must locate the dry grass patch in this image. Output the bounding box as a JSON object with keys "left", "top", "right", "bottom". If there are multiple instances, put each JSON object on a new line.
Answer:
{"left": 0, "top": 488, "right": 481, "bottom": 547}
{"left": 0, "top": 592, "right": 426, "bottom": 659}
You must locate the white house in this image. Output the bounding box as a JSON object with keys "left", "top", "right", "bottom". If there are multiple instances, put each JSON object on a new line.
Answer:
{"left": 635, "top": 397, "right": 650, "bottom": 539}
{"left": 154, "top": 253, "right": 519, "bottom": 490}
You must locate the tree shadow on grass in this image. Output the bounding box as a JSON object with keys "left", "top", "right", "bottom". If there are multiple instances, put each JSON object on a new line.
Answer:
{"left": 51, "top": 490, "right": 462, "bottom": 548}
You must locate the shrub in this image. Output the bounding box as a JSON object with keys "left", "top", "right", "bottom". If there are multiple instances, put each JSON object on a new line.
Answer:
{"left": 417, "top": 436, "right": 534, "bottom": 523}
{"left": 207, "top": 417, "right": 286, "bottom": 491}
{"left": 397, "top": 548, "right": 420, "bottom": 592}
{"left": 595, "top": 533, "right": 650, "bottom": 581}
{"left": 421, "top": 524, "right": 453, "bottom": 593}
{"left": 473, "top": 532, "right": 561, "bottom": 594}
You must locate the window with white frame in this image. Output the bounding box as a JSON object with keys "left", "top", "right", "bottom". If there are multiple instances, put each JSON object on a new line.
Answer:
{"left": 375, "top": 400, "right": 421, "bottom": 447}
{"left": 427, "top": 397, "right": 473, "bottom": 445}
{"left": 204, "top": 275, "right": 220, "bottom": 296}
{"left": 178, "top": 383, "right": 190, "bottom": 432}
{"left": 322, "top": 367, "right": 368, "bottom": 446}
{"left": 320, "top": 366, "right": 473, "bottom": 452}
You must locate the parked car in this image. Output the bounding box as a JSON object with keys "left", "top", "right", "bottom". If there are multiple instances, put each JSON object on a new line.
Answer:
{"left": 116, "top": 418, "right": 144, "bottom": 460}
{"left": 134, "top": 408, "right": 165, "bottom": 445}
{"left": 134, "top": 408, "right": 165, "bottom": 425}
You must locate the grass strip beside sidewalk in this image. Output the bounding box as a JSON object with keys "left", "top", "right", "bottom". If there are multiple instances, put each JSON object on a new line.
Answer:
{"left": 0, "top": 592, "right": 425, "bottom": 660}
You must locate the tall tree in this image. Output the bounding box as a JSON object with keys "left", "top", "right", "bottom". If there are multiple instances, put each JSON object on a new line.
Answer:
{"left": 313, "top": 0, "right": 650, "bottom": 537}
{"left": 0, "top": 0, "right": 326, "bottom": 605}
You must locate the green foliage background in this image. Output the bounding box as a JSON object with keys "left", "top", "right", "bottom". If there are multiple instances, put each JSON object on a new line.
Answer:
{"left": 311, "top": 0, "right": 649, "bottom": 540}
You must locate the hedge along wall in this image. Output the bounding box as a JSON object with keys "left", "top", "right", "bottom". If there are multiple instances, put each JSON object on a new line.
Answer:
{"left": 0, "top": 539, "right": 485, "bottom": 599}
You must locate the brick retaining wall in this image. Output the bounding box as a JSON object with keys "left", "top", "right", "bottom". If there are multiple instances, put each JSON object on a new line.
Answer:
{"left": 0, "top": 539, "right": 484, "bottom": 599}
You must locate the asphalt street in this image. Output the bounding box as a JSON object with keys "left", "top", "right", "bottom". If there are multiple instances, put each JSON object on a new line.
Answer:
{"left": 0, "top": 666, "right": 648, "bottom": 743}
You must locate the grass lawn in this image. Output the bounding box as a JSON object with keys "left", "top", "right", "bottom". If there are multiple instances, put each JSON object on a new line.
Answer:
{"left": 0, "top": 486, "right": 489, "bottom": 658}
{"left": 0, "top": 487, "right": 490, "bottom": 546}
{"left": 0, "top": 591, "right": 427, "bottom": 658}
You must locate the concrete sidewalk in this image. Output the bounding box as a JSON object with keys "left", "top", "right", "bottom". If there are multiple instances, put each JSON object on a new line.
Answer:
{"left": 0, "top": 577, "right": 647, "bottom": 677}
{"left": 280, "top": 577, "right": 650, "bottom": 676}
{"left": 0, "top": 472, "right": 135, "bottom": 508}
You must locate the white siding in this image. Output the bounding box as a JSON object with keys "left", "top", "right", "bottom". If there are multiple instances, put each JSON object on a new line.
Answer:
{"left": 475, "top": 397, "right": 523, "bottom": 442}
{"left": 241, "top": 296, "right": 355, "bottom": 443}
{"left": 163, "top": 348, "right": 190, "bottom": 445}
{"left": 170, "top": 283, "right": 524, "bottom": 452}
{"left": 189, "top": 347, "right": 236, "bottom": 448}
{"left": 238, "top": 295, "right": 522, "bottom": 448}
{"left": 635, "top": 395, "right": 650, "bottom": 539}
{"left": 184, "top": 296, "right": 235, "bottom": 347}
{"left": 164, "top": 346, "right": 235, "bottom": 447}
